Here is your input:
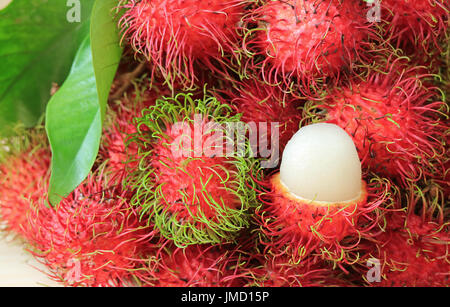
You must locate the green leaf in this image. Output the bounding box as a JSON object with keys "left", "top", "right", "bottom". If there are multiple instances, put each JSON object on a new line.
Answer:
{"left": 46, "top": 0, "right": 122, "bottom": 204}
{"left": 90, "top": 0, "right": 124, "bottom": 121}
{"left": 0, "top": 0, "right": 94, "bottom": 135}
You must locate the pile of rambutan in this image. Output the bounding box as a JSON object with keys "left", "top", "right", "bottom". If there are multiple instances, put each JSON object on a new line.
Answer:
{"left": 0, "top": 0, "right": 448, "bottom": 288}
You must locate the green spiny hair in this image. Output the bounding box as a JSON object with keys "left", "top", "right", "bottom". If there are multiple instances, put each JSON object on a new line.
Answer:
{"left": 125, "top": 90, "right": 261, "bottom": 247}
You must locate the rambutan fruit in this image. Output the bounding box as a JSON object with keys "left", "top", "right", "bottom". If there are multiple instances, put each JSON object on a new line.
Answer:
{"left": 255, "top": 123, "right": 389, "bottom": 262}
{"left": 118, "top": 0, "right": 248, "bottom": 90}
{"left": 242, "top": 0, "right": 375, "bottom": 93}
{"left": 126, "top": 92, "right": 259, "bottom": 247}
{"left": 218, "top": 79, "right": 303, "bottom": 158}
{"left": 304, "top": 64, "right": 448, "bottom": 185}
{"left": 378, "top": 0, "right": 449, "bottom": 54}
{"left": 243, "top": 254, "right": 352, "bottom": 287}
{"left": 344, "top": 179, "right": 450, "bottom": 287}
{"left": 363, "top": 211, "right": 449, "bottom": 287}
{"left": 24, "top": 169, "right": 157, "bottom": 287}
{"left": 145, "top": 242, "right": 247, "bottom": 286}
{"left": 0, "top": 129, "right": 50, "bottom": 237}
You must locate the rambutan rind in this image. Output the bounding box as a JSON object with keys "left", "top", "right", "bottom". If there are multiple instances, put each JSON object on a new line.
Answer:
{"left": 378, "top": 0, "right": 449, "bottom": 53}
{"left": 144, "top": 242, "right": 247, "bottom": 287}
{"left": 243, "top": 253, "right": 352, "bottom": 287}
{"left": 219, "top": 78, "right": 304, "bottom": 156}
{"left": 255, "top": 171, "right": 391, "bottom": 263}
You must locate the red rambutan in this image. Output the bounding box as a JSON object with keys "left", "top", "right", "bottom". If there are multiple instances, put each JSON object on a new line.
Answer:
{"left": 24, "top": 170, "right": 157, "bottom": 287}
{"left": 242, "top": 0, "right": 375, "bottom": 92}
{"left": 304, "top": 64, "right": 448, "bottom": 185}
{"left": 118, "top": 0, "right": 248, "bottom": 90}
{"left": 0, "top": 131, "right": 50, "bottom": 237}
{"left": 364, "top": 211, "right": 449, "bottom": 287}
{"left": 243, "top": 254, "right": 351, "bottom": 287}
{"left": 126, "top": 92, "right": 259, "bottom": 247}
{"left": 378, "top": 0, "right": 449, "bottom": 53}
{"left": 346, "top": 179, "right": 450, "bottom": 287}
{"left": 145, "top": 242, "right": 246, "bottom": 286}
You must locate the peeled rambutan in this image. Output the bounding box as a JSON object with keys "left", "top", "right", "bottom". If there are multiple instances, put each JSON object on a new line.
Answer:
{"left": 118, "top": 0, "right": 247, "bottom": 90}
{"left": 0, "top": 131, "right": 50, "bottom": 237}
{"left": 126, "top": 92, "right": 259, "bottom": 247}
{"left": 242, "top": 0, "right": 375, "bottom": 92}
{"left": 254, "top": 123, "right": 390, "bottom": 262}
{"left": 378, "top": 0, "right": 449, "bottom": 53}
{"left": 219, "top": 79, "right": 303, "bottom": 158}
{"left": 24, "top": 169, "right": 157, "bottom": 287}
{"left": 304, "top": 64, "right": 448, "bottom": 185}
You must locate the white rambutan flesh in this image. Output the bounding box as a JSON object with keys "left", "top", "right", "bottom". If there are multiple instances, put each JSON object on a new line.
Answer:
{"left": 279, "top": 123, "right": 362, "bottom": 203}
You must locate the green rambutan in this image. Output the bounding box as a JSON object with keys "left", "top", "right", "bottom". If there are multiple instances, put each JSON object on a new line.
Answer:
{"left": 126, "top": 91, "right": 259, "bottom": 247}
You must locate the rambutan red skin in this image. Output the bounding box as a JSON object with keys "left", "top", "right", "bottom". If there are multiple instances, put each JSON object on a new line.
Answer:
{"left": 220, "top": 79, "right": 303, "bottom": 156}
{"left": 244, "top": 254, "right": 351, "bottom": 287}
{"left": 243, "top": 0, "right": 374, "bottom": 90}
{"left": 100, "top": 86, "right": 166, "bottom": 174}
{"left": 148, "top": 243, "right": 246, "bottom": 287}
{"left": 24, "top": 173, "right": 157, "bottom": 287}
{"left": 255, "top": 173, "right": 379, "bottom": 261}
{"left": 0, "top": 147, "right": 50, "bottom": 237}
{"left": 366, "top": 212, "right": 449, "bottom": 287}
{"left": 310, "top": 68, "right": 447, "bottom": 185}
{"left": 379, "top": 0, "right": 449, "bottom": 53}
{"left": 119, "top": 0, "right": 247, "bottom": 89}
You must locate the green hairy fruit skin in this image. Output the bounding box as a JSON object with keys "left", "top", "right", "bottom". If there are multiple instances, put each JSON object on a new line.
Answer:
{"left": 125, "top": 92, "right": 260, "bottom": 247}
